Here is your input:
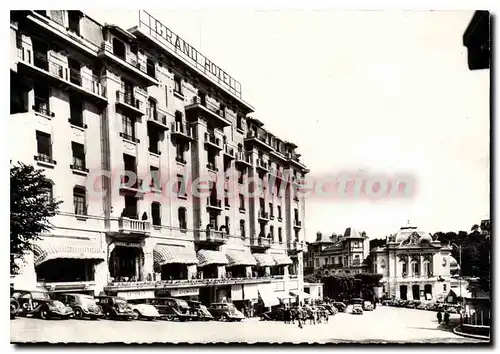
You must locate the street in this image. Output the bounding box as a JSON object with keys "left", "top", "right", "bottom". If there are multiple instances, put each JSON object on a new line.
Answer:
{"left": 11, "top": 306, "right": 486, "bottom": 344}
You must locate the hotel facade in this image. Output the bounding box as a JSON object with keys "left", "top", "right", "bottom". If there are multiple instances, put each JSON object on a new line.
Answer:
{"left": 10, "top": 10, "right": 309, "bottom": 309}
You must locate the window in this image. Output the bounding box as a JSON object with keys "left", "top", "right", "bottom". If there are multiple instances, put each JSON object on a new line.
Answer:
{"left": 353, "top": 255, "right": 360, "bottom": 265}
{"left": 150, "top": 166, "right": 160, "bottom": 189}
{"left": 151, "top": 202, "right": 161, "bottom": 226}
{"left": 207, "top": 151, "right": 216, "bottom": 169}
{"left": 295, "top": 229, "right": 299, "bottom": 241}
{"left": 238, "top": 168, "right": 244, "bottom": 184}
{"left": 178, "top": 207, "right": 186, "bottom": 230}
{"left": 33, "top": 84, "right": 51, "bottom": 116}
{"left": 122, "top": 115, "right": 135, "bottom": 140}
{"left": 164, "top": 85, "right": 169, "bottom": 107}
{"left": 277, "top": 205, "right": 282, "bottom": 219}
{"left": 270, "top": 226, "right": 274, "bottom": 241}
{"left": 236, "top": 116, "right": 243, "bottom": 130}
{"left": 402, "top": 262, "right": 408, "bottom": 276}
{"left": 69, "top": 96, "right": 84, "bottom": 127}
{"left": 411, "top": 261, "right": 420, "bottom": 277}
{"left": 177, "top": 175, "right": 186, "bottom": 198}
{"left": 35, "top": 131, "right": 52, "bottom": 160}
{"left": 112, "top": 38, "right": 126, "bottom": 59}
{"left": 423, "top": 262, "right": 430, "bottom": 277}
{"left": 148, "top": 126, "right": 160, "bottom": 154}
{"left": 315, "top": 259, "right": 320, "bottom": 267}
{"left": 443, "top": 284, "right": 447, "bottom": 292}
{"left": 73, "top": 186, "right": 86, "bottom": 215}
{"left": 68, "top": 58, "right": 82, "bottom": 85}
{"left": 148, "top": 98, "right": 157, "bottom": 119}
{"left": 174, "top": 76, "right": 182, "bottom": 95}
{"left": 324, "top": 257, "right": 329, "bottom": 265}
{"left": 224, "top": 216, "right": 230, "bottom": 234}
{"left": 240, "top": 220, "right": 245, "bottom": 238}
{"left": 224, "top": 189, "right": 229, "bottom": 208}
{"left": 67, "top": 10, "right": 81, "bottom": 35}
{"left": 41, "top": 181, "right": 53, "bottom": 202}
{"left": 220, "top": 104, "right": 226, "bottom": 118}
{"left": 294, "top": 208, "right": 299, "bottom": 221}
{"left": 239, "top": 194, "right": 245, "bottom": 210}
{"left": 209, "top": 212, "right": 218, "bottom": 229}
{"left": 278, "top": 227, "right": 282, "bottom": 243}
{"left": 71, "top": 142, "right": 86, "bottom": 170}
{"left": 269, "top": 203, "right": 273, "bottom": 217}
{"left": 175, "top": 143, "right": 185, "bottom": 163}
{"left": 146, "top": 58, "right": 156, "bottom": 78}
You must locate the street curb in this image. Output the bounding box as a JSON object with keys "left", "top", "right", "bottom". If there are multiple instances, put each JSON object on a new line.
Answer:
{"left": 453, "top": 325, "right": 490, "bottom": 341}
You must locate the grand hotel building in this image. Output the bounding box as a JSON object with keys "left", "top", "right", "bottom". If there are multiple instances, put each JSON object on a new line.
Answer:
{"left": 10, "top": 10, "right": 309, "bottom": 308}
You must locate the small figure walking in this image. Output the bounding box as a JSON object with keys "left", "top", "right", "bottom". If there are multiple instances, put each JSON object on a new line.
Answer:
{"left": 297, "top": 307, "right": 303, "bottom": 329}
{"left": 444, "top": 311, "right": 450, "bottom": 325}
{"left": 437, "top": 311, "right": 443, "bottom": 324}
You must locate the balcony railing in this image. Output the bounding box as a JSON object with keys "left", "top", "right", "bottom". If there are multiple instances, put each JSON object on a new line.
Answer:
{"left": 204, "top": 132, "right": 221, "bottom": 148}
{"left": 190, "top": 96, "right": 225, "bottom": 118}
{"left": 294, "top": 219, "right": 302, "bottom": 228}
{"left": 34, "top": 153, "right": 57, "bottom": 165}
{"left": 223, "top": 144, "right": 236, "bottom": 158}
{"left": 33, "top": 97, "right": 54, "bottom": 117}
{"left": 17, "top": 47, "right": 106, "bottom": 98}
{"left": 120, "top": 175, "right": 143, "bottom": 191}
{"left": 120, "top": 132, "right": 140, "bottom": 143}
{"left": 118, "top": 216, "right": 151, "bottom": 235}
{"left": 256, "top": 159, "right": 269, "bottom": 171}
{"left": 70, "top": 162, "right": 89, "bottom": 173}
{"left": 206, "top": 162, "right": 218, "bottom": 172}
{"left": 116, "top": 91, "right": 143, "bottom": 112}
{"left": 171, "top": 122, "right": 194, "bottom": 139}
{"left": 236, "top": 151, "right": 252, "bottom": 165}
{"left": 207, "top": 198, "right": 222, "bottom": 210}
{"left": 253, "top": 237, "right": 271, "bottom": 248}
{"left": 206, "top": 229, "right": 228, "bottom": 243}
{"left": 146, "top": 108, "right": 167, "bottom": 126}
{"left": 258, "top": 210, "right": 269, "bottom": 221}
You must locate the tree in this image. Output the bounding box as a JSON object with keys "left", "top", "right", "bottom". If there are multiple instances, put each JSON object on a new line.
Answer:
{"left": 10, "top": 163, "right": 61, "bottom": 275}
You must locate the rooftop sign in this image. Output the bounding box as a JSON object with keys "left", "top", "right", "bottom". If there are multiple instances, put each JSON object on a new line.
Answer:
{"left": 138, "top": 10, "right": 242, "bottom": 98}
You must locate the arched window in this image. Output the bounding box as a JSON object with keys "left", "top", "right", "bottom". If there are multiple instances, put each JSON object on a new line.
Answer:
{"left": 240, "top": 220, "right": 245, "bottom": 238}
{"left": 175, "top": 110, "right": 183, "bottom": 124}
{"left": 178, "top": 207, "right": 186, "bottom": 230}
{"left": 411, "top": 260, "right": 420, "bottom": 277}
{"left": 151, "top": 202, "right": 161, "bottom": 226}
{"left": 42, "top": 179, "right": 54, "bottom": 202}
{"left": 237, "top": 143, "right": 243, "bottom": 152}
{"left": 73, "top": 186, "right": 86, "bottom": 215}
{"left": 423, "top": 261, "right": 430, "bottom": 277}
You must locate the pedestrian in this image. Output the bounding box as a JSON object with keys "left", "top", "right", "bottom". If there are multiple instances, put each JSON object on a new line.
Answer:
{"left": 324, "top": 310, "right": 329, "bottom": 324}
{"left": 284, "top": 307, "right": 291, "bottom": 324}
{"left": 290, "top": 307, "right": 296, "bottom": 324}
{"left": 297, "top": 307, "right": 303, "bottom": 329}
{"left": 444, "top": 311, "right": 450, "bottom": 325}
{"left": 437, "top": 311, "right": 442, "bottom": 324}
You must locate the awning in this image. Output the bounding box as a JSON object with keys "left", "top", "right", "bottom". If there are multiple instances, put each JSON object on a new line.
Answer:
{"left": 33, "top": 238, "right": 105, "bottom": 266}
{"left": 275, "top": 291, "right": 295, "bottom": 301}
{"left": 153, "top": 245, "right": 198, "bottom": 267}
{"left": 271, "top": 253, "right": 293, "bottom": 265}
{"left": 253, "top": 253, "right": 276, "bottom": 267}
{"left": 290, "top": 289, "right": 311, "bottom": 299}
{"left": 258, "top": 286, "right": 280, "bottom": 307}
{"left": 197, "top": 249, "right": 228, "bottom": 267}
{"left": 226, "top": 249, "right": 257, "bottom": 267}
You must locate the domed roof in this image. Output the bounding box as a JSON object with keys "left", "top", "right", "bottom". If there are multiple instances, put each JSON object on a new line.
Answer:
{"left": 394, "top": 226, "right": 433, "bottom": 245}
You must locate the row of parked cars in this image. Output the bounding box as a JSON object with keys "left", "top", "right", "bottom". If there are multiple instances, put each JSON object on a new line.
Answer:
{"left": 260, "top": 301, "right": 349, "bottom": 321}
{"left": 10, "top": 288, "right": 244, "bottom": 322}
{"left": 381, "top": 299, "right": 462, "bottom": 313}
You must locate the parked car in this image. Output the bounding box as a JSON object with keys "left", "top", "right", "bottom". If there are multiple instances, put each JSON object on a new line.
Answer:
{"left": 12, "top": 289, "right": 73, "bottom": 319}
{"left": 445, "top": 305, "right": 458, "bottom": 314}
{"left": 405, "top": 300, "right": 416, "bottom": 308}
{"left": 150, "top": 297, "right": 197, "bottom": 321}
{"left": 130, "top": 303, "right": 161, "bottom": 320}
{"left": 260, "top": 307, "right": 285, "bottom": 321}
{"left": 52, "top": 293, "right": 103, "bottom": 320}
{"left": 187, "top": 300, "right": 214, "bottom": 321}
{"left": 332, "top": 302, "right": 347, "bottom": 312}
{"left": 351, "top": 304, "right": 363, "bottom": 315}
{"left": 95, "top": 295, "right": 136, "bottom": 320}
{"left": 416, "top": 301, "right": 428, "bottom": 310}
{"left": 324, "top": 304, "right": 338, "bottom": 315}
{"left": 363, "top": 301, "right": 374, "bottom": 311}
{"left": 208, "top": 302, "right": 245, "bottom": 321}
{"left": 10, "top": 286, "right": 20, "bottom": 319}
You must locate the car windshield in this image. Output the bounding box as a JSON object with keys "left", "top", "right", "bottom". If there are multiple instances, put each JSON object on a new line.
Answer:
{"left": 32, "top": 292, "right": 50, "bottom": 300}
{"left": 177, "top": 300, "right": 190, "bottom": 308}
{"left": 79, "top": 296, "right": 97, "bottom": 306}
{"left": 115, "top": 298, "right": 128, "bottom": 305}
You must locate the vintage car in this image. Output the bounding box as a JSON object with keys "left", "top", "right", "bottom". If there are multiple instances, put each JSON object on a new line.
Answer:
{"left": 10, "top": 286, "right": 20, "bottom": 319}
{"left": 12, "top": 289, "right": 73, "bottom": 319}
{"left": 208, "top": 302, "right": 245, "bottom": 321}
{"left": 381, "top": 299, "right": 395, "bottom": 306}
{"left": 351, "top": 304, "right": 364, "bottom": 315}
{"left": 130, "top": 303, "right": 161, "bottom": 320}
{"left": 331, "top": 302, "right": 347, "bottom": 312}
{"left": 150, "top": 297, "right": 197, "bottom": 321}
{"left": 363, "top": 301, "right": 374, "bottom": 311}
{"left": 95, "top": 295, "right": 137, "bottom": 320}
{"left": 187, "top": 300, "right": 214, "bottom": 321}
{"left": 323, "top": 304, "right": 338, "bottom": 315}
{"left": 51, "top": 293, "right": 103, "bottom": 319}
{"left": 260, "top": 307, "right": 285, "bottom": 321}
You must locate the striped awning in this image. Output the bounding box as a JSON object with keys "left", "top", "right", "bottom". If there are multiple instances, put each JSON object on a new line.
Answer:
{"left": 33, "top": 238, "right": 105, "bottom": 266}
{"left": 253, "top": 253, "right": 276, "bottom": 267}
{"left": 271, "top": 253, "right": 293, "bottom": 265}
{"left": 290, "top": 289, "right": 311, "bottom": 299}
{"left": 153, "top": 245, "right": 198, "bottom": 267}
{"left": 197, "top": 249, "right": 228, "bottom": 267}
{"left": 226, "top": 249, "right": 257, "bottom": 267}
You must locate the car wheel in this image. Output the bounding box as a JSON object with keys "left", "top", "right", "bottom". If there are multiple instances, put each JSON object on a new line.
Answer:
{"left": 40, "top": 307, "right": 49, "bottom": 320}
{"left": 134, "top": 310, "right": 141, "bottom": 319}
{"left": 74, "top": 308, "right": 83, "bottom": 319}
{"left": 221, "top": 313, "right": 229, "bottom": 322}
{"left": 105, "top": 311, "right": 112, "bottom": 319}
{"left": 165, "top": 315, "right": 174, "bottom": 321}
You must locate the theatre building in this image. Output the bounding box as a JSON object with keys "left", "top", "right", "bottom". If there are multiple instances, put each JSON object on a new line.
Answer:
{"left": 371, "top": 225, "right": 460, "bottom": 301}
{"left": 10, "top": 10, "right": 309, "bottom": 309}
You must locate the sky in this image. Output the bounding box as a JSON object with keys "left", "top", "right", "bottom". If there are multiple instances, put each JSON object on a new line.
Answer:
{"left": 86, "top": 9, "right": 490, "bottom": 241}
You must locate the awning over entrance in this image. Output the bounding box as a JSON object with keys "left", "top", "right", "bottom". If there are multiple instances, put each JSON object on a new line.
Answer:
{"left": 258, "top": 285, "right": 280, "bottom": 307}
{"left": 275, "top": 291, "right": 295, "bottom": 301}
{"left": 197, "top": 249, "right": 228, "bottom": 267}
{"left": 226, "top": 249, "right": 257, "bottom": 267}
{"left": 290, "top": 289, "right": 311, "bottom": 299}
{"left": 33, "top": 238, "right": 105, "bottom": 266}
{"left": 271, "top": 253, "right": 293, "bottom": 265}
{"left": 153, "top": 245, "right": 198, "bottom": 267}
{"left": 253, "top": 253, "right": 276, "bottom": 267}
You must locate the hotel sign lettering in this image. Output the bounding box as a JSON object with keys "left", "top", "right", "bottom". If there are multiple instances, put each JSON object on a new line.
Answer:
{"left": 138, "top": 10, "right": 242, "bottom": 98}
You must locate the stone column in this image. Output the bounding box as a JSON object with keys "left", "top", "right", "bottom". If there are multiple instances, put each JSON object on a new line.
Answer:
{"left": 245, "top": 266, "right": 252, "bottom": 278}
{"left": 217, "top": 265, "right": 226, "bottom": 278}
{"left": 187, "top": 264, "right": 197, "bottom": 279}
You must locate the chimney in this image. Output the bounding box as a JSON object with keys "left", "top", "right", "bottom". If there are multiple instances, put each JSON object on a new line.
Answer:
{"left": 316, "top": 232, "right": 322, "bottom": 241}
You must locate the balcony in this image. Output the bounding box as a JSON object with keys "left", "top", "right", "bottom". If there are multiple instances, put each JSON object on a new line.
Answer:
{"left": 286, "top": 152, "right": 307, "bottom": 169}
{"left": 146, "top": 108, "right": 168, "bottom": 130}
{"left": 171, "top": 122, "right": 194, "bottom": 141}
{"left": 250, "top": 237, "right": 271, "bottom": 249}
{"left": 258, "top": 210, "right": 270, "bottom": 222}
{"left": 16, "top": 47, "right": 107, "bottom": 103}
{"left": 119, "top": 175, "right": 145, "bottom": 195}
{"left": 204, "top": 132, "right": 222, "bottom": 150}
{"left": 256, "top": 159, "right": 269, "bottom": 172}
{"left": 223, "top": 144, "right": 236, "bottom": 160}
{"left": 244, "top": 130, "right": 273, "bottom": 151}
{"left": 116, "top": 91, "right": 145, "bottom": 117}
{"left": 206, "top": 198, "right": 223, "bottom": 211}
{"left": 294, "top": 219, "right": 302, "bottom": 229}
{"left": 117, "top": 217, "right": 151, "bottom": 238}
{"left": 289, "top": 240, "right": 305, "bottom": 252}
{"left": 185, "top": 96, "right": 231, "bottom": 127}
{"left": 70, "top": 163, "right": 89, "bottom": 175}
{"left": 235, "top": 152, "right": 252, "bottom": 167}
{"left": 205, "top": 229, "right": 228, "bottom": 244}
{"left": 206, "top": 162, "right": 218, "bottom": 173}
{"left": 98, "top": 42, "right": 158, "bottom": 86}
{"left": 34, "top": 153, "right": 57, "bottom": 168}
{"left": 120, "top": 132, "right": 140, "bottom": 144}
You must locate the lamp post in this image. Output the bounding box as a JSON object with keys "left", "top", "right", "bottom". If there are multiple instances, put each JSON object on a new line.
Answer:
{"left": 451, "top": 243, "right": 463, "bottom": 323}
